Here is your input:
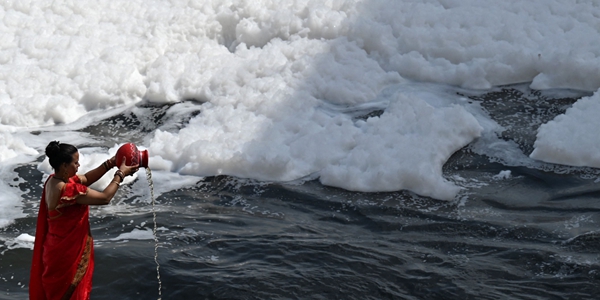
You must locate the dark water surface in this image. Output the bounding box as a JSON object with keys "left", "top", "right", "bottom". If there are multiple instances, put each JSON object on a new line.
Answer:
{"left": 1, "top": 86, "right": 599, "bottom": 300}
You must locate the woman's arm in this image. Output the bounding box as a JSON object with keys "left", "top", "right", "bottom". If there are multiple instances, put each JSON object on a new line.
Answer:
{"left": 76, "top": 158, "right": 138, "bottom": 206}
{"left": 80, "top": 157, "right": 116, "bottom": 186}
{"left": 76, "top": 173, "right": 123, "bottom": 205}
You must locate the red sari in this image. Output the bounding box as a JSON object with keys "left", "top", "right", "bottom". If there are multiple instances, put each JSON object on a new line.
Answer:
{"left": 30, "top": 175, "right": 94, "bottom": 300}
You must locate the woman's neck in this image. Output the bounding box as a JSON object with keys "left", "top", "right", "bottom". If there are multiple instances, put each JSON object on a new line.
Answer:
{"left": 53, "top": 175, "right": 68, "bottom": 182}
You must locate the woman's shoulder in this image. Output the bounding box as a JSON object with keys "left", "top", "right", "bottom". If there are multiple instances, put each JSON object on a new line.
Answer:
{"left": 61, "top": 175, "right": 88, "bottom": 202}
{"left": 45, "top": 175, "right": 88, "bottom": 210}
{"left": 67, "top": 175, "right": 83, "bottom": 184}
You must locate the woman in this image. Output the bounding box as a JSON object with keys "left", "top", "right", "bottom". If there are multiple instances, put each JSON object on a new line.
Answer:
{"left": 30, "top": 141, "right": 139, "bottom": 300}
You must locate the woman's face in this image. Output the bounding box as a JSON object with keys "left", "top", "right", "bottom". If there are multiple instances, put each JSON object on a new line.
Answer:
{"left": 63, "top": 152, "right": 80, "bottom": 177}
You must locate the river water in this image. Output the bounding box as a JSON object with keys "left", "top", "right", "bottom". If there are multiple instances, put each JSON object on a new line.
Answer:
{"left": 1, "top": 86, "right": 599, "bottom": 300}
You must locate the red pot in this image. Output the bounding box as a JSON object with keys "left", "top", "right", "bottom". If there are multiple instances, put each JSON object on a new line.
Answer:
{"left": 116, "top": 143, "right": 149, "bottom": 168}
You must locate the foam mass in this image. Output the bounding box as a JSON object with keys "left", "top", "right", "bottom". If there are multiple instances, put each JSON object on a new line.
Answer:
{"left": 531, "top": 91, "right": 600, "bottom": 168}
{"left": 1, "top": 0, "right": 600, "bottom": 200}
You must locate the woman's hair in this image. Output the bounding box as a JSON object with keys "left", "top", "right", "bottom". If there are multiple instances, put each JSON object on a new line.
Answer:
{"left": 45, "top": 141, "right": 78, "bottom": 170}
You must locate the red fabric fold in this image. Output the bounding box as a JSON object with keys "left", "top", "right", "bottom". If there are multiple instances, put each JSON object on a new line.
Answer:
{"left": 30, "top": 175, "right": 94, "bottom": 300}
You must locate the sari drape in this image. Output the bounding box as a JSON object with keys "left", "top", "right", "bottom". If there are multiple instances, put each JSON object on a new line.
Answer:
{"left": 30, "top": 175, "right": 94, "bottom": 300}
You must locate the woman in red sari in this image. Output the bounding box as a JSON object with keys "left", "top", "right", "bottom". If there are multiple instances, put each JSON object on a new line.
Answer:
{"left": 30, "top": 141, "right": 138, "bottom": 300}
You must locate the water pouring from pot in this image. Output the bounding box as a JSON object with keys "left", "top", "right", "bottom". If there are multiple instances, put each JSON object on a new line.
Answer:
{"left": 115, "top": 142, "right": 161, "bottom": 298}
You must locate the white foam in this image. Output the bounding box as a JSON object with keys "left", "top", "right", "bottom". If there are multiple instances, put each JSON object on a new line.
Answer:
{"left": 0, "top": 131, "right": 38, "bottom": 163}
{"left": 2, "top": 0, "right": 599, "bottom": 127}
{"left": 320, "top": 93, "right": 482, "bottom": 200}
{"left": 110, "top": 228, "right": 154, "bottom": 241}
{"left": 1, "top": 234, "right": 35, "bottom": 253}
{"left": 0, "top": 0, "right": 599, "bottom": 204}
{"left": 492, "top": 170, "right": 512, "bottom": 180}
{"left": 0, "top": 176, "right": 26, "bottom": 228}
{"left": 0, "top": 131, "right": 33, "bottom": 228}
{"left": 531, "top": 89, "right": 600, "bottom": 168}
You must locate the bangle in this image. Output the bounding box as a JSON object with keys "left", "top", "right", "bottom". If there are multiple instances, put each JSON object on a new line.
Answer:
{"left": 111, "top": 180, "right": 121, "bottom": 186}
{"left": 104, "top": 159, "right": 115, "bottom": 170}
{"left": 115, "top": 170, "right": 125, "bottom": 182}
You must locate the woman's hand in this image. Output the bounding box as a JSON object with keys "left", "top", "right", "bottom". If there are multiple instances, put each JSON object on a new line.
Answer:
{"left": 118, "top": 156, "right": 140, "bottom": 177}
